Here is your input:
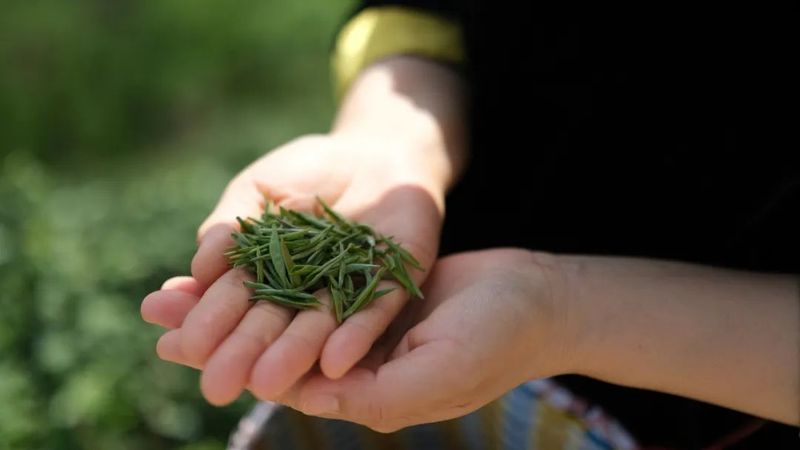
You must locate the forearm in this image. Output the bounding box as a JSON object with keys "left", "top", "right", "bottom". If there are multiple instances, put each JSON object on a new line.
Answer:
{"left": 331, "top": 56, "right": 468, "bottom": 193}
{"left": 559, "top": 255, "right": 800, "bottom": 425}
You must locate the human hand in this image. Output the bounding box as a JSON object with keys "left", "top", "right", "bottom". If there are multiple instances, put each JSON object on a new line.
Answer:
{"left": 140, "top": 132, "right": 444, "bottom": 405}
{"left": 275, "top": 248, "right": 576, "bottom": 432}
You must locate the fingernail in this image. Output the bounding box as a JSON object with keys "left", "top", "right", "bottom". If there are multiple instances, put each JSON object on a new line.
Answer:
{"left": 303, "top": 395, "right": 340, "bottom": 416}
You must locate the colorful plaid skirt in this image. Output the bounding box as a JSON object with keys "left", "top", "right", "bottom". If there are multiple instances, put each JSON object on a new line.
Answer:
{"left": 227, "top": 378, "right": 639, "bottom": 450}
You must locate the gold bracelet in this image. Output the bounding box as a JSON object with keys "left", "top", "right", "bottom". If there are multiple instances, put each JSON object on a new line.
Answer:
{"left": 331, "top": 6, "right": 465, "bottom": 99}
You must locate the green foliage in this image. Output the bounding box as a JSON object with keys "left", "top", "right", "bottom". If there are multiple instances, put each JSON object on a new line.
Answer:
{"left": 0, "top": 1, "right": 351, "bottom": 449}
{"left": 0, "top": 0, "right": 350, "bottom": 166}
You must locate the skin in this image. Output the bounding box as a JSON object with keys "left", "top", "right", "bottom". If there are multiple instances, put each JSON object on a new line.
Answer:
{"left": 141, "top": 56, "right": 467, "bottom": 406}
{"left": 142, "top": 57, "right": 800, "bottom": 431}
{"left": 143, "top": 249, "right": 800, "bottom": 431}
{"left": 563, "top": 255, "right": 800, "bottom": 426}
{"left": 293, "top": 252, "right": 800, "bottom": 429}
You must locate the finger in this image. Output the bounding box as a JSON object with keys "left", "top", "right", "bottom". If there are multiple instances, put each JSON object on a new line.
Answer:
{"left": 199, "top": 299, "right": 294, "bottom": 406}
{"left": 320, "top": 188, "right": 439, "bottom": 379}
{"left": 249, "top": 291, "right": 338, "bottom": 400}
{"left": 271, "top": 330, "right": 399, "bottom": 412}
{"left": 156, "top": 329, "right": 202, "bottom": 370}
{"left": 193, "top": 179, "right": 265, "bottom": 288}
{"left": 319, "top": 282, "right": 409, "bottom": 379}
{"left": 197, "top": 178, "right": 267, "bottom": 241}
{"left": 191, "top": 224, "right": 239, "bottom": 289}
{"left": 162, "top": 276, "right": 205, "bottom": 297}
{"left": 157, "top": 330, "right": 265, "bottom": 398}
{"left": 141, "top": 290, "right": 200, "bottom": 329}
{"left": 354, "top": 296, "right": 424, "bottom": 370}
{"left": 299, "top": 340, "right": 468, "bottom": 431}
{"left": 179, "top": 268, "right": 257, "bottom": 367}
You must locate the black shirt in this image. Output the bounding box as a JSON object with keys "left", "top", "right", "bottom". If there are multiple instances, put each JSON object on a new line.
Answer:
{"left": 354, "top": 2, "right": 799, "bottom": 448}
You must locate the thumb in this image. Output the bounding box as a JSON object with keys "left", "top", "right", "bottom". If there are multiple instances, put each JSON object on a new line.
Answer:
{"left": 192, "top": 178, "right": 264, "bottom": 288}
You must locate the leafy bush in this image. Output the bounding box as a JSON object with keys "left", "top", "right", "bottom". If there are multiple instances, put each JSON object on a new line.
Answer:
{"left": 0, "top": 1, "right": 350, "bottom": 449}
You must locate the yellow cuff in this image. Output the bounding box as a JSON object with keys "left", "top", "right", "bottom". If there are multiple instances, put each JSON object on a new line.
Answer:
{"left": 332, "top": 6, "right": 465, "bottom": 99}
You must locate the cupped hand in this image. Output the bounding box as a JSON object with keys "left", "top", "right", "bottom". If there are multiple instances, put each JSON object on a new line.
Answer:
{"left": 140, "top": 133, "right": 444, "bottom": 406}
{"left": 277, "top": 248, "right": 576, "bottom": 432}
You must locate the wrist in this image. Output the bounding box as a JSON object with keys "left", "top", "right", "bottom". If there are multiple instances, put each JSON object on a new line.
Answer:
{"left": 516, "top": 251, "right": 586, "bottom": 379}
{"left": 552, "top": 255, "right": 609, "bottom": 378}
{"left": 331, "top": 56, "right": 467, "bottom": 192}
{"left": 329, "top": 129, "right": 461, "bottom": 200}
{"left": 536, "top": 254, "right": 605, "bottom": 378}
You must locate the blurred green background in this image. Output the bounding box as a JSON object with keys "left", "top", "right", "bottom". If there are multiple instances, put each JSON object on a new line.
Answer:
{"left": 0, "top": 1, "right": 352, "bottom": 449}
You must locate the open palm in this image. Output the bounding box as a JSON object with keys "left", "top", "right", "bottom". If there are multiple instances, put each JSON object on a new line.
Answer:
{"left": 275, "top": 248, "right": 572, "bottom": 432}
{"left": 141, "top": 134, "right": 443, "bottom": 405}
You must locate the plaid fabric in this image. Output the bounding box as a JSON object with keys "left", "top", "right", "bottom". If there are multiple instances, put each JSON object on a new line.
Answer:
{"left": 227, "top": 378, "right": 639, "bottom": 450}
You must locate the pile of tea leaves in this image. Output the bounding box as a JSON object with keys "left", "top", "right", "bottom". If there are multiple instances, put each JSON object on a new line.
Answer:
{"left": 225, "top": 198, "right": 423, "bottom": 323}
